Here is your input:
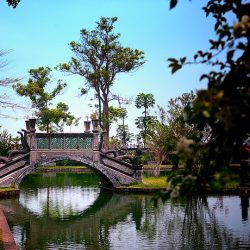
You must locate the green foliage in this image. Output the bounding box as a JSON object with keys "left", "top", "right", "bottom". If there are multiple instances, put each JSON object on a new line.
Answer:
{"left": 108, "top": 106, "right": 127, "bottom": 126}
{"left": 58, "top": 17, "right": 145, "bottom": 149}
{"left": 37, "top": 102, "right": 75, "bottom": 132}
{"left": 135, "top": 93, "right": 155, "bottom": 113}
{"left": 135, "top": 116, "right": 157, "bottom": 144}
{"left": 166, "top": 92, "right": 199, "bottom": 143}
{"left": 209, "top": 168, "right": 239, "bottom": 192}
{"left": 135, "top": 93, "right": 156, "bottom": 145}
{"left": 15, "top": 67, "right": 66, "bottom": 107}
{"left": 166, "top": 172, "right": 198, "bottom": 198}
{"left": 146, "top": 121, "right": 169, "bottom": 165}
{"left": 0, "top": 129, "right": 12, "bottom": 156}
{"left": 109, "top": 136, "right": 121, "bottom": 148}
{"left": 0, "top": 128, "right": 20, "bottom": 156}
{"left": 109, "top": 106, "right": 133, "bottom": 146}
{"left": 146, "top": 92, "right": 203, "bottom": 167}
{"left": 14, "top": 67, "right": 76, "bottom": 132}
{"left": 140, "top": 151, "right": 153, "bottom": 165}
{"left": 116, "top": 124, "right": 134, "bottom": 144}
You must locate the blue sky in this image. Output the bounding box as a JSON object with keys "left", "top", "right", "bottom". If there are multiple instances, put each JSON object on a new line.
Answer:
{"left": 0, "top": 0, "right": 216, "bottom": 138}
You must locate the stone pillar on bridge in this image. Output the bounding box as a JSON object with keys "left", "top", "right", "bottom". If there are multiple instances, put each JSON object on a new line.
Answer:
{"left": 27, "top": 118, "right": 37, "bottom": 150}
{"left": 92, "top": 119, "right": 99, "bottom": 150}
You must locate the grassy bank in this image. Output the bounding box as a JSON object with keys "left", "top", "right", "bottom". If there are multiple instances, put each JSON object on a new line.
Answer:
{"left": 126, "top": 176, "right": 167, "bottom": 189}
{"left": 0, "top": 187, "right": 20, "bottom": 198}
{"left": 143, "top": 164, "right": 172, "bottom": 169}
{"left": 0, "top": 187, "right": 18, "bottom": 192}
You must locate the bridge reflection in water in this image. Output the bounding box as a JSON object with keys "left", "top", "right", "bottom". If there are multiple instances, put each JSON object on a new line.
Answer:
{"left": 1, "top": 173, "right": 143, "bottom": 249}
{"left": 0, "top": 173, "right": 250, "bottom": 250}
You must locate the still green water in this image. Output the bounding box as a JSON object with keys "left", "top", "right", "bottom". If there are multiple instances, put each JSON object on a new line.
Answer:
{"left": 0, "top": 172, "right": 250, "bottom": 250}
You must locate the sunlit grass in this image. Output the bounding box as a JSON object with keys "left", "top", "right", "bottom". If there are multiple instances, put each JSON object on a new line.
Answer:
{"left": 0, "top": 187, "right": 19, "bottom": 192}
{"left": 127, "top": 176, "right": 167, "bottom": 189}
{"left": 224, "top": 180, "right": 240, "bottom": 189}
{"left": 143, "top": 164, "right": 172, "bottom": 169}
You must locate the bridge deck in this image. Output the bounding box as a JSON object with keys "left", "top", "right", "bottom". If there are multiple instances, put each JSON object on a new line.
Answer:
{"left": 0, "top": 121, "right": 142, "bottom": 188}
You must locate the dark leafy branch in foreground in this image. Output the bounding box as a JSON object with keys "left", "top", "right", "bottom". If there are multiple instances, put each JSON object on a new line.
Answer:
{"left": 165, "top": 0, "right": 250, "bottom": 196}
{"left": 6, "top": 0, "right": 20, "bottom": 8}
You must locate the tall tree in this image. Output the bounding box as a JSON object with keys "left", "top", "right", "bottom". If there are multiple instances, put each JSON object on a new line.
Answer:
{"left": 58, "top": 17, "right": 145, "bottom": 149}
{"left": 166, "top": 92, "right": 203, "bottom": 148}
{"left": 111, "top": 94, "right": 132, "bottom": 146}
{"left": 146, "top": 93, "right": 204, "bottom": 170}
{"left": 135, "top": 93, "right": 155, "bottom": 146}
{"left": 14, "top": 67, "right": 75, "bottom": 133}
{"left": 146, "top": 120, "right": 169, "bottom": 175}
{"left": 116, "top": 124, "right": 134, "bottom": 145}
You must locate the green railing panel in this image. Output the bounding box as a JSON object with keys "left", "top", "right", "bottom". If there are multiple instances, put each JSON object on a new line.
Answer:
{"left": 79, "top": 136, "right": 92, "bottom": 149}
{"left": 65, "top": 135, "right": 78, "bottom": 149}
{"left": 37, "top": 136, "right": 50, "bottom": 149}
{"left": 36, "top": 133, "right": 93, "bottom": 149}
{"left": 50, "top": 135, "right": 64, "bottom": 149}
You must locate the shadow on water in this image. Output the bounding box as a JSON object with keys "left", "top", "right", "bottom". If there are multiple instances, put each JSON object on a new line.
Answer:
{"left": 0, "top": 172, "right": 249, "bottom": 249}
{"left": 19, "top": 172, "right": 100, "bottom": 189}
{"left": 241, "top": 195, "right": 249, "bottom": 221}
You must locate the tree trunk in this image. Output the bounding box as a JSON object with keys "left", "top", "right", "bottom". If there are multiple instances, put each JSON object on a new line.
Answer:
{"left": 144, "top": 106, "right": 147, "bottom": 147}
{"left": 103, "top": 98, "right": 109, "bottom": 150}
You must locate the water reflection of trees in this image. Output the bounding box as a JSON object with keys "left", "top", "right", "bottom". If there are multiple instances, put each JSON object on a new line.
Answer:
{"left": 179, "top": 197, "right": 238, "bottom": 249}
{"left": 135, "top": 196, "right": 249, "bottom": 249}
{"left": 1, "top": 188, "right": 249, "bottom": 249}
{"left": 20, "top": 172, "right": 100, "bottom": 189}
{"left": 0, "top": 192, "right": 142, "bottom": 250}
{"left": 241, "top": 195, "right": 249, "bottom": 221}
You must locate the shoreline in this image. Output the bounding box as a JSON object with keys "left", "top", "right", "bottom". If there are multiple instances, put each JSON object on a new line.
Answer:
{"left": 0, "top": 208, "right": 17, "bottom": 250}
{"left": 102, "top": 186, "right": 250, "bottom": 195}
{"left": 0, "top": 189, "right": 20, "bottom": 198}
{"left": 1, "top": 167, "right": 249, "bottom": 196}
{"left": 0, "top": 186, "right": 247, "bottom": 196}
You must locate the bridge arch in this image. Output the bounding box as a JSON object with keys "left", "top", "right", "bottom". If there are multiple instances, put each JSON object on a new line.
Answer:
{"left": 0, "top": 119, "right": 142, "bottom": 188}
{"left": 15, "top": 154, "right": 113, "bottom": 188}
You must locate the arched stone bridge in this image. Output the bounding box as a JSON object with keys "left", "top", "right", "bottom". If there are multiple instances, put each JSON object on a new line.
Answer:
{"left": 0, "top": 119, "right": 142, "bottom": 188}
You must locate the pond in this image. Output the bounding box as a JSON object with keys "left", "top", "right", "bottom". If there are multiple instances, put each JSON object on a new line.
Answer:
{"left": 0, "top": 172, "right": 249, "bottom": 250}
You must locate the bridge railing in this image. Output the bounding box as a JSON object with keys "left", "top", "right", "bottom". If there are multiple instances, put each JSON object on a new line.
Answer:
{"left": 36, "top": 133, "right": 93, "bottom": 150}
